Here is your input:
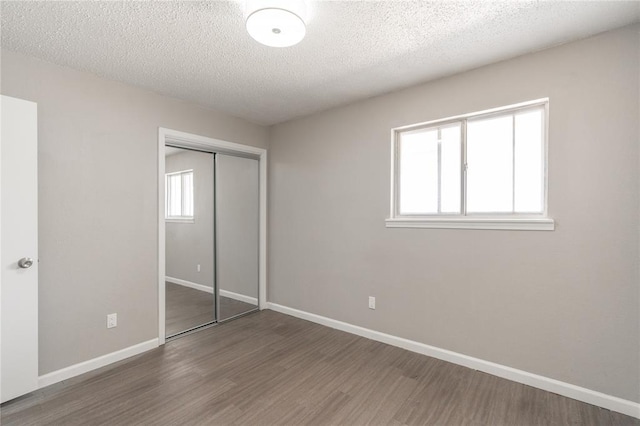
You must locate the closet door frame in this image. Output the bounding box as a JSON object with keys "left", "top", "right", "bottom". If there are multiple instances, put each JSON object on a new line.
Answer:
{"left": 157, "top": 127, "right": 267, "bottom": 345}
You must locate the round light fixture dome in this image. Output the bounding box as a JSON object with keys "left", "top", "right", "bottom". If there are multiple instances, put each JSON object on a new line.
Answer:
{"left": 245, "top": 0, "right": 307, "bottom": 48}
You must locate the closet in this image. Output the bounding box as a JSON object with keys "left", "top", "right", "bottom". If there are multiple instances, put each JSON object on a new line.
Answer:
{"left": 164, "top": 145, "right": 259, "bottom": 338}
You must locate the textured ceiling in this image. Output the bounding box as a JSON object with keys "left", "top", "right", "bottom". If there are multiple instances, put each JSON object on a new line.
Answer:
{"left": 1, "top": 1, "right": 639, "bottom": 125}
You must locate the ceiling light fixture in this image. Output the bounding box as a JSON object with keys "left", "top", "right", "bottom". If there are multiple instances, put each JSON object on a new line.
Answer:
{"left": 245, "top": 0, "right": 307, "bottom": 48}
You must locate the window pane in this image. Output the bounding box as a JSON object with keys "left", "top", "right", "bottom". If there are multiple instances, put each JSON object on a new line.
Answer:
{"left": 440, "top": 124, "right": 461, "bottom": 213}
{"left": 168, "top": 174, "right": 182, "bottom": 216}
{"left": 467, "top": 115, "right": 513, "bottom": 213}
{"left": 182, "top": 172, "right": 194, "bottom": 217}
{"left": 399, "top": 129, "right": 438, "bottom": 214}
{"left": 515, "top": 109, "right": 543, "bottom": 213}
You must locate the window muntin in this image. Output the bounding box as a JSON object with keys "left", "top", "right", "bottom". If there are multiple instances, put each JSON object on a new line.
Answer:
{"left": 392, "top": 100, "right": 549, "bottom": 226}
{"left": 165, "top": 169, "right": 194, "bottom": 221}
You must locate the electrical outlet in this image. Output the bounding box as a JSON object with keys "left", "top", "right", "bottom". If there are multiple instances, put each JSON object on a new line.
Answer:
{"left": 107, "top": 313, "right": 117, "bottom": 329}
{"left": 368, "top": 296, "right": 376, "bottom": 310}
{"left": 197, "top": 264, "right": 201, "bottom": 272}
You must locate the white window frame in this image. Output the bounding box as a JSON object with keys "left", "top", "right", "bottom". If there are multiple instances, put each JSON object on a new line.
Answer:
{"left": 165, "top": 169, "right": 194, "bottom": 223}
{"left": 386, "top": 99, "right": 554, "bottom": 231}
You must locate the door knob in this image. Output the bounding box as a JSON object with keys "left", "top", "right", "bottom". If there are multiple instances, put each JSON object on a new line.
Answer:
{"left": 18, "top": 257, "right": 34, "bottom": 269}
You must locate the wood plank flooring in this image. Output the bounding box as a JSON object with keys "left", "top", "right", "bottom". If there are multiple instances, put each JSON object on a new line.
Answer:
{"left": 2, "top": 310, "right": 638, "bottom": 425}
{"left": 165, "top": 282, "right": 256, "bottom": 336}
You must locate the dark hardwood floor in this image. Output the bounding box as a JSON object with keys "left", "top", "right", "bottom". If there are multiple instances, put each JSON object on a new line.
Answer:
{"left": 2, "top": 310, "right": 638, "bottom": 425}
{"left": 165, "top": 282, "right": 256, "bottom": 336}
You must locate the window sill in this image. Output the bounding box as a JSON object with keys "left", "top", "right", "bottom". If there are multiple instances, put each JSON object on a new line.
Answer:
{"left": 385, "top": 216, "right": 555, "bottom": 231}
{"left": 166, "top": 218, "right": 195, "bottom": 224}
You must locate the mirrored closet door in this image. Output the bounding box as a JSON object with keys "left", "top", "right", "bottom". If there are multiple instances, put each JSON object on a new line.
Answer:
{"left": 165, "top": 147, "right": 216, "bottom": 337}
{"left": 216, "top": 154, "right": 259, "bottom": 321}
{"left": 164, "top": 146, "right": 260, "bottom": 338}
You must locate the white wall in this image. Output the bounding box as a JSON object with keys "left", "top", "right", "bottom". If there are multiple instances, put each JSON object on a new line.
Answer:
{"left": 268, "top": 24, "right": 640, "bottom": 402}
{"left": 0, "top": 49, "right": 268, "bottom": 375}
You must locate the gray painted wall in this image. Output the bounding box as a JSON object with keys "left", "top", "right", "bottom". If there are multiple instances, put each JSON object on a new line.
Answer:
{"left": 268, "top": 25, "right": 640, "bottom": 402}
{"left": 165, "top": 148, "right": 214, "bottom": 288}
{"left": 217, "top": 155, "right": 259, "bottom": 302}
{"left": 0, "top": 49, "right": 268, "bottom": 375}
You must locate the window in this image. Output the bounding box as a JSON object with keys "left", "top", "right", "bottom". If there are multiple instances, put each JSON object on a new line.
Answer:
{"left": 165, "top": 169, "right": 194, "bottom": 222}
{"left": 387, "top": 99, "right": 554, "bottom": 230}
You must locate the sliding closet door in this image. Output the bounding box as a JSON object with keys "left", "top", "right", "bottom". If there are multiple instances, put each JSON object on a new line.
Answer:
{"left": 216, "top": 154, "right": 259, "bottom": 321}
{"left": 165, "top": 147, "right": 215, "bottom": 336}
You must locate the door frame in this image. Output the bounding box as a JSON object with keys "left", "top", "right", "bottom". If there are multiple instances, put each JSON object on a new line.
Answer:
{"left": 157, "top": 127, "right": 267, "bottom": 345}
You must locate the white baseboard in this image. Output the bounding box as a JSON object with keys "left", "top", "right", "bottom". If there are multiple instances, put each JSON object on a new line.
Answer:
{"left": 166, "top": 276, "right": 258, "bottom": 305}
{"left": 166, "top": 276, "right": 213, "bottom": 293}
{"left": 267, "top": 302, "right": 640, "bottom": 419}
{"left": 38, "top": 338, "right": 159, "bottom": 389}
{"left": 220, "top": 289, "right": 258, "bottom": 305}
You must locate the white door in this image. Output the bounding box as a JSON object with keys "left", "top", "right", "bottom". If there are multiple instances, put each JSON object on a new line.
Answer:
{"left": 1, "top": 95, "right": 38, "bottom": 403}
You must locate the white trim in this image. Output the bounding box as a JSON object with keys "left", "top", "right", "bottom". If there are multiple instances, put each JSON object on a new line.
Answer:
{"left": 158, "top": 136, "right": 166, "bottom": 345}
{"left": 162, "top": 127, "right": 266, "bottom": 157}
{"left": 165, "top": 277, "right": 258, "bottom": 305}
{"left": 390, "top": 99, "right": 552, "bottom": 229}
{"left": 385, "top": 217, "right": 555, "bottom": 230}
{"left": 165, "top": 218, "right": 195, "bottom": 224}
{"left": 266, "top": 303, "right": 640, "bottom": 419}
{"left": 165, "top": 169, "right": 193, "bottom": 176}
{"left": 219, "top": 289, "right": 258, "bottom": 305}
{"left": 158, "top": 128, "right": 268, "bottom": 344}
{"left": 258, "top": 150, "right": 268, "bottom": 310}
{"left": 38, "top": 339, "right": 159, "bottom": 390}
{"left": 165, "top": 276, "right": 213, "bottom": 294}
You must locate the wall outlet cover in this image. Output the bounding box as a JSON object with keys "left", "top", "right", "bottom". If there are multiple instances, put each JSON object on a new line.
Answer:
{"left": 107, "top": 313, "right": 117, "bottom": 329}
